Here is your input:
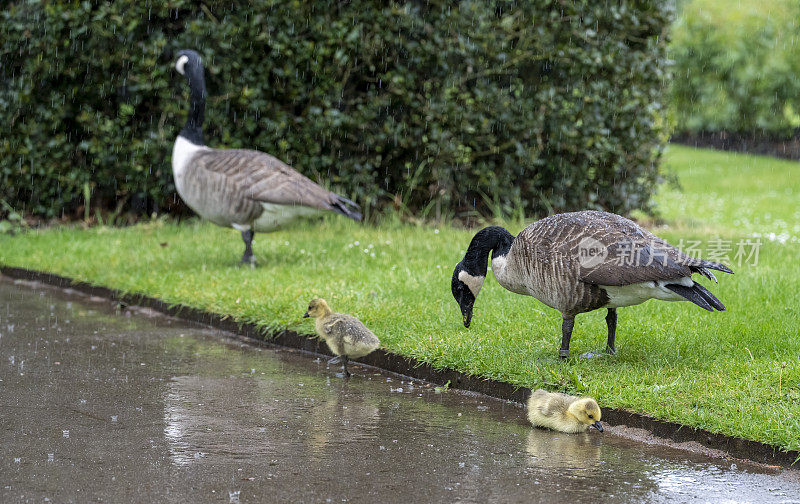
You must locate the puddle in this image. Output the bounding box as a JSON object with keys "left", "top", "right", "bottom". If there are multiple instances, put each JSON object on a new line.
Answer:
{"left": 1, "top": 277, "right": 799, "bottom": 503}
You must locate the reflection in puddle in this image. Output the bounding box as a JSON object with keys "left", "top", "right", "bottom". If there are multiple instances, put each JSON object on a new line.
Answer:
{"left": 525, "top": 429, "right": 601, "bottom": 471}
{"left": 163, "top": 380, "right": 194, "bottom": 467}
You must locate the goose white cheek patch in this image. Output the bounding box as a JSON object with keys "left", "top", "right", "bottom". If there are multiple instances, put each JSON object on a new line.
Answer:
{"left": 175, "top": 55, "right": 189, "bottom": 75}
{"left": 458, "top": 271, "right": 485, "bottom": 297}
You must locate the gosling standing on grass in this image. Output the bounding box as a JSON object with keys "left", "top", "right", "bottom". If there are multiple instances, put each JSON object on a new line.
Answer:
{"left": 527, "top": 389, "right": 604, "bottom": 434}
{"left": 302, "top": 298, "right": 380, "bottom": 377}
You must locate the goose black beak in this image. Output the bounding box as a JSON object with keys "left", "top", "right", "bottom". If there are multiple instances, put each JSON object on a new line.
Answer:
{"left": 302, "top": 311, "right": 310, "bottom": 319}
{"left": 592, "top": 421, "right": 604, "bottom": 432}
{"left": 461, "top": 306, "right": 473, "bottom": 328}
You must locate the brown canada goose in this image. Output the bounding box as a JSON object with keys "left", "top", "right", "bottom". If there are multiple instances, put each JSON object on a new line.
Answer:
{"left": 527, "top": 389, "right": 603, "bottom": 433}
{"left": 172, "top": 49, "right": 361, "bottom": 265}
{"left": 302, "top": 298, "right": 380, "bottom": 377}
{"left": 451, "top": 210, "right": 733, "bottom": 358}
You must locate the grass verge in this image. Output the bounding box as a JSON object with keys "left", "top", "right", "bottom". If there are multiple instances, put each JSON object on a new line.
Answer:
{"left": 1, "top": 145, "right": 799, "bottom": 452}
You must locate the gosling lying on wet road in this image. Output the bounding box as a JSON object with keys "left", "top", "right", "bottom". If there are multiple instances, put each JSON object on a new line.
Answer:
{"left": 303, "top": 298, "right": 380, "bottom": 377}
{"left": 451, "top": 210, "right": 733, "bottom": 358}
{"left": 527, "top": 389, "right": 603, "bottom": 433}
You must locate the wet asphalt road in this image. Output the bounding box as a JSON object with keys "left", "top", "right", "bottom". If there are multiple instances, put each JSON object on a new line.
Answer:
{"left": 1, "top": 277, "right": 799, "bottom": 503}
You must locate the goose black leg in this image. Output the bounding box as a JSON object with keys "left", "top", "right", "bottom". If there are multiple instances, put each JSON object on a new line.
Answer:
{"left": 240, "top": 229, "right": 256, "bottom": 267}
{"left": 342, "top": 356, "right": 350, "bottom": 378}
{"left": 559, "top": 316, "right": 575, "bottom": 359}
{"left": 605, "top": 308, "right": 617, "bottom": 355}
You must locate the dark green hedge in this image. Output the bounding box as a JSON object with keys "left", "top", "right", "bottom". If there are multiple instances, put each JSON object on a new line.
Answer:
{"left": 1, "top": 1, "right": 673, "bottom": 221}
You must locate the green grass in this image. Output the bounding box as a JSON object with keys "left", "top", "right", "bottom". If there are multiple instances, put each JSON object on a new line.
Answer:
{"left": 2, "top": 144, "right": 799, "bottom": 452}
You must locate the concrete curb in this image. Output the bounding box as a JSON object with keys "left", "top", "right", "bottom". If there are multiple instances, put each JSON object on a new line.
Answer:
{"left": 2, "top": 265, "right": 797, "bottom": 468}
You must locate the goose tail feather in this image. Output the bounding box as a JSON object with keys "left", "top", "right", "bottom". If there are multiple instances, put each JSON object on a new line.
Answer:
{"left": 330, "top": 194, "right": 362, "bottom": 221}
{"left": 690, "top": 260, "right": 733, "bottom": 283}
{"left": 695, "top": 267, "right": 718, "bottom": 283}
{"left": 665, "top": 282, "right": 726, "bottom": 312}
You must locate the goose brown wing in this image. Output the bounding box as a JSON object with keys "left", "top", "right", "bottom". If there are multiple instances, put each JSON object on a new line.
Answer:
{"left": 574, "top": 212, "right": 695, "bottom": 286}
{"left": 191, "top": 148, "right": 341, "bottom": 211}
{"left": 518, "top": 211, "right": 696, "bottom": 286}
{"left": 577, "top": 236, "right": 694, "bottom": 286}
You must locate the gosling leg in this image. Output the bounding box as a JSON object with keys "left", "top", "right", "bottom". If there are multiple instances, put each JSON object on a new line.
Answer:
{"left": 559, "top": 316, "right": 575, "bottom": 359}
{"left": 240, "top": 229, "right": 256, "bottom": 267}
{"left": 605, "top": 308, "right": 617, "bottom": 355}
{"left": 342, "top": 355, "right": 351, "bottom": 378}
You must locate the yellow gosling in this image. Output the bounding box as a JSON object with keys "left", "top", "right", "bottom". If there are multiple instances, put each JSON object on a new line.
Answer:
{"left": 527, "top": 389, "right": 604, "bottom": 434}
{"left": 302, "top": 298, "right": 380, "bottom": 377}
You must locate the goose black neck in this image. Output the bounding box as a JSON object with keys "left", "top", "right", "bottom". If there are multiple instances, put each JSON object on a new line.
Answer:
{"left": 180, "top": 63, "right": 206, "bottom": 146}
{"left": 462, "top": 226, "right": 514, "bottom": 276}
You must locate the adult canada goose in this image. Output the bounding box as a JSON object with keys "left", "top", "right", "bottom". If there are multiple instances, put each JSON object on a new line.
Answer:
{"left": 451, "top": 210, "right": 733, "bottom": 358}
{"left": 172, "top": 49, "right": 361, "bottom": 265}
{"left": 527, "top": 389, "right": 603, "bottom": 433}
{"left": 303, "top": 298, "right": 380, "bottom": 377}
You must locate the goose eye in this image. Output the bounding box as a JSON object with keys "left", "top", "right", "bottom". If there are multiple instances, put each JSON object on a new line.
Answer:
{"left": 588, "top": 414, "right": 594, "bottom": 419}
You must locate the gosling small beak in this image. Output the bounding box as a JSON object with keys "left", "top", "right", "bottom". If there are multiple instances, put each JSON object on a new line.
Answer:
{"left": 592, "top": 421, "right": 604, "bottom": 432}
{"left": 302, "top": 311, "right": 310, "bottom": 319}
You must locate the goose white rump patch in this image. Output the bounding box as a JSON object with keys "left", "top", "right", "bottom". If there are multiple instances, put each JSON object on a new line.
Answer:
{"left": 601, "top": 276, "right": 693, "bottom": 308}
{"left": 251, "top": 203, "right": 321, "bottom": 232}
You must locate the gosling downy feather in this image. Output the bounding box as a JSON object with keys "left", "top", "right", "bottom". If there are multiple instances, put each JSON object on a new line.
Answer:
{"left": 527, "top": 389, "right": 603, "bottom": 434}
{"left": 303, "top": 298, "right": 380, "bottom": 377}
{"left": 173, "top": 49, "right": 361, "bottom": 265}
{"left": 451, "top": 210, "right": 733, "bottom": 358}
